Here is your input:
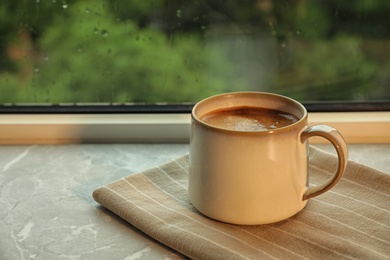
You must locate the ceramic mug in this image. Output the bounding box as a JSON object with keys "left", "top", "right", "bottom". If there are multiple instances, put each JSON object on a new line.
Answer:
{"left": 189, "top": 92, "right": 348, "bottom": 225}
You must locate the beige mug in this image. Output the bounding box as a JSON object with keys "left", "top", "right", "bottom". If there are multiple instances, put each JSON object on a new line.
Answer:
{"left": 189, "top": 92, "right": 348, "bottom": 225}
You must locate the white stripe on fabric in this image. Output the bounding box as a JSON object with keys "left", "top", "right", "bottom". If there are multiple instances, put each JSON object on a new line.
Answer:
{"left": 292, "top": 218, "right": 389, "bottom": 259}
{"left": 307, "top": 210, "right": 390, "bottom": 246}
{"left": 328, "top": 190, "right": 390, "bottom": 213}
{"left": 234, "top": 227, "right": 310, "bottom": 260}
{"left": 140, "top": 174, "right": 188, "bottom": 205}
{"left": 313, "top": 198, "right": 390, "bottom": 228}
{"left": 156, "top": 165, "right": 187, "bottom": 189}
{"left": 310, "top": 164, "right": 390, "bottom": 198}
{"left": 172, "top": 158, "right": 189, "bottom": 174}
{"left": 267, "top": 225, "right": 356, "bottom": 260}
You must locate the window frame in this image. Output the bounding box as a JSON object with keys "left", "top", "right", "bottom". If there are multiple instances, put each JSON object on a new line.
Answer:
{"left": 1, "top": 102, "right": 389, "bottom": 144}
{"left": 0, "top": 101, "right": 389, "bottom": 114}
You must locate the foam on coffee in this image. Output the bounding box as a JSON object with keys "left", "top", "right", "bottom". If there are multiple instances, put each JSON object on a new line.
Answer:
{"left": 200, "top": 106, "right": 299, "bottom": 131}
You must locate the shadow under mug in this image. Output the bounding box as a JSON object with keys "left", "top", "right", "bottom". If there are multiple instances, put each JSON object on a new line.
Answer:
{"left": 189, "top": 92, "right": 348, "bottom": 225}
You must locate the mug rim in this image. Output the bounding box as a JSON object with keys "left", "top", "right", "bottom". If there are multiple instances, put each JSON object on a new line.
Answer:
{"left": 191, "top": 91, "right": 308, "bottom": 134}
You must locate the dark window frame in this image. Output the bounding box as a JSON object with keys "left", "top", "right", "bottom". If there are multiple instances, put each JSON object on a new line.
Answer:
{"left": 0, "top": 101, "right": 389, "bottom": 114}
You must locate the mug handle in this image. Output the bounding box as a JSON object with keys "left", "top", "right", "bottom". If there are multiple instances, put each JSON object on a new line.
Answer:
{"left": 300, "top": 125, "right": 348, "bottom": 200}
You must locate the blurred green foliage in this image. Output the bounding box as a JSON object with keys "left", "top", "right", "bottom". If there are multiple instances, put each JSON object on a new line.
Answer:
{"left": 0, "top": 0, "right": 389, "bottom": 103}
{"left": 35, "top": 1, "right": 231, "bottom": 103}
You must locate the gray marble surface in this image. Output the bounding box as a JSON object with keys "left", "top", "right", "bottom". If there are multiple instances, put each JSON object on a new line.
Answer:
{"left": 1, "top": 143, "right": 389, "bottom": 260}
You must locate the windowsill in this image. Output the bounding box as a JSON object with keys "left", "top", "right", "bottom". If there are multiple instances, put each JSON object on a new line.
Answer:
{"left": 0, "top": 111, "right": 389, "bottom": 144}
{"left": 0, "top": 143, "right": 388, "bottom": 259}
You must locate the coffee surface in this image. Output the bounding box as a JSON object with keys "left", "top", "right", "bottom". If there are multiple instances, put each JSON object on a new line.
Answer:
{"left": 200, "top": 106, "right": 299, "bottom": 131}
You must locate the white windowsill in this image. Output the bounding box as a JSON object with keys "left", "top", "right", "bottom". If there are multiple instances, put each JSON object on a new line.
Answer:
{"left": 0, "top": 111, "right": 389, "bottom": 144}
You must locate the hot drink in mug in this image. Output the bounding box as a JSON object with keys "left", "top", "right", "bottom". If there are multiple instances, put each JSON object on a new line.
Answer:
{"left": 201, "top": 106, "right": 299, "bottom": 131}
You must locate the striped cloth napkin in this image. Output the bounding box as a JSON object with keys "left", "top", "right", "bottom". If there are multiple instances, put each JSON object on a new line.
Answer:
{"left": 92, "top": 146, "right": 390, "bottom": 259}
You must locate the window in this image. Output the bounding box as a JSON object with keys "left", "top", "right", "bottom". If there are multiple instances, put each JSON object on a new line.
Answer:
{"left": 0, "top": 1, "right": 389, "bottom": 143}
{"left": 1, "top": 0, "right": 389, "bottom": 108}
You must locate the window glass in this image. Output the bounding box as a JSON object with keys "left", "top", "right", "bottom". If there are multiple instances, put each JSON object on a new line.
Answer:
{"left": 0, "top": 0, "right": 389, "bottom": 105}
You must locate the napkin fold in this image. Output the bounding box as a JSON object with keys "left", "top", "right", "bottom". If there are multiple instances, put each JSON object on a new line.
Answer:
{"left": 93, "top": 146, "right": 390, "bottom": 259}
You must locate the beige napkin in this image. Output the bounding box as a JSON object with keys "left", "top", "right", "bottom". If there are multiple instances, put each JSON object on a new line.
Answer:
{"left": 93, "top": 146, "right": 390, "bottom": 259}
